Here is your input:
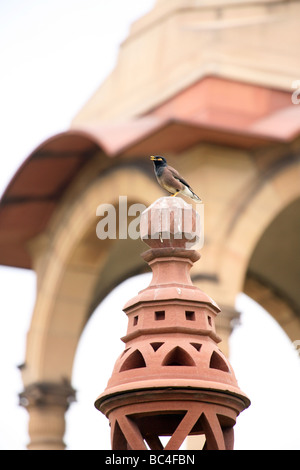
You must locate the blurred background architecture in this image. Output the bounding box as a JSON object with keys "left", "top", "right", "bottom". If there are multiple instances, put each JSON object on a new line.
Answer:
{"left": 1, "top": 0, "right": 300, "bottom": 449}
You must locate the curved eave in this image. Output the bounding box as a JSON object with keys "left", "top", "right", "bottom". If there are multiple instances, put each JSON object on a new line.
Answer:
{"left": 0, "top": 130, "right": 105, "bottom": 269}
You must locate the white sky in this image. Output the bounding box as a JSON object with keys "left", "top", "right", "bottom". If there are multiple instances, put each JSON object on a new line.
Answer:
{"left": 0, "top": 0, "right": 300, "bottom": 451}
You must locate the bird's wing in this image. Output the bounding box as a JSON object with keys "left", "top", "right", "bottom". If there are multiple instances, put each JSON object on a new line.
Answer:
{"left": 168, "top": 166, "right": 193, "bottom": 189}
{"left": 159, "top": 167, "right": 184, "bottom": 192}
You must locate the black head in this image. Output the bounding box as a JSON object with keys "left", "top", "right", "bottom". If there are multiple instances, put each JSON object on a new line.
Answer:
{"left": 150, "top": 155, "right": 167, "bottom": 167}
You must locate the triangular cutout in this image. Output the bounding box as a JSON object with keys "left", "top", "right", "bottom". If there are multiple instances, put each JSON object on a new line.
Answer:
{"left": 120, "top": 349, "right": 146, "bottom": 371}
{"left": 162, "top": 346, "right": 195, "bottom": 366}
{"left": 144, "top": 434, "right": 164, "bottom": 450}
{"left": 190, "top": 342, "right": 202, "bottom": 351}
{"left": 150, "top": 342, "right": 164, "bottom": 351}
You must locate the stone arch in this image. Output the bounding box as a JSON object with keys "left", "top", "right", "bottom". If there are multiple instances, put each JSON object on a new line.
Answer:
{"left": 221, "top": 155, "right": 300, "bottom": 342}
{"left": 23, "top": 166, "right": 163, "bottom": 386}
{"left": 219, "top": 156, "right": 300, "bottom": 297}
{"left": 20, "top": 162, "right": 164, "bottom": 448}
{"left": 244, "top": 275, "right": 300, "bottom": 344}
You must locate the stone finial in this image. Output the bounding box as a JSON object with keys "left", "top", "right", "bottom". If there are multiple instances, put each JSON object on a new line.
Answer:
{"left": 140, "top": 196, "right": 201, "bottom": 249}
{"left": 95, "top": 197, "right": 249, "bottom": 450}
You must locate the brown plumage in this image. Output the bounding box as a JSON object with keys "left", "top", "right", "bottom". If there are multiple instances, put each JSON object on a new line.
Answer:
{"left": 150, "top": 156, "right": 202, "bottom": 202}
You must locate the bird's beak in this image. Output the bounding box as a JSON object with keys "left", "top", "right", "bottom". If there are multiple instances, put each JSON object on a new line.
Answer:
{"left": 150, "top": 156, "right": 156, "bottom": 161}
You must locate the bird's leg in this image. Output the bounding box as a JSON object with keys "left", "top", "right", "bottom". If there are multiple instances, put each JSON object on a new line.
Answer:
{"left": 171, "top": 191, "right": 179, "bottom": 197}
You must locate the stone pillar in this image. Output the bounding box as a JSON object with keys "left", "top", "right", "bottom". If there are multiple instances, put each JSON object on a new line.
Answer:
{"left": 95, "top": 197, "right": 250, "bottom": 450}
{"left": 19, "top": 381, "right": 76, "bottom": 450}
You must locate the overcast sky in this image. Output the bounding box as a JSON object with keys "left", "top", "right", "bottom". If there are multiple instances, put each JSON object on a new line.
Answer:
{"left": 0, "top": 0, "right": 300, "bottom": 450}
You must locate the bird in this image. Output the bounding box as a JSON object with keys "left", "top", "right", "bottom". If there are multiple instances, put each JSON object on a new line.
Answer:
{"left": 150, "top": 155, "right": 202, "bottom": 202}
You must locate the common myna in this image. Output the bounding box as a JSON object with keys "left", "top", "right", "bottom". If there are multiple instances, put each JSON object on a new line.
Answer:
{"left": 150, "top": 156, "right": 202, "bottom": 202}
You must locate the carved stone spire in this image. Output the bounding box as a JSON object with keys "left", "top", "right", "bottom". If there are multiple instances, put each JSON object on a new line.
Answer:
{"left": 95, "top": 197, "right": 249, "bottom": 450}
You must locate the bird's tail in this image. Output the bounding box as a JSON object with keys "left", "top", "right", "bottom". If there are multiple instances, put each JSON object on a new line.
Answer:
{"left": 182, "top": 186, "right": 202, "bottom": 202}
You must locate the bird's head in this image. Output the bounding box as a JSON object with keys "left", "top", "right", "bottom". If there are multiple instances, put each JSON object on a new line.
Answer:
{"left": 150, "top": 155, "right": 167, "bottom": 166}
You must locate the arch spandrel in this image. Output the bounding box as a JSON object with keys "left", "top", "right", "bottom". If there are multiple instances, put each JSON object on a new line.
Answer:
{"left": 22, "top": 166, "right": 164, "bottom": 386}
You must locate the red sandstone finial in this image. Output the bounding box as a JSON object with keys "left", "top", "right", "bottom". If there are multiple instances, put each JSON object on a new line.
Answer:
{"left": 140, "top": 196, "right": 201, "bottom": 249}
{"left": 95, "top": 196, "right": 250, "bottom": 450}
